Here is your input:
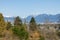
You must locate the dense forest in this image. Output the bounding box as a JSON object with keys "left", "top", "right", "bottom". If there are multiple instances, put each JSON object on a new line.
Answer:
{"left": 0, "top": 13, "right": 60, "bottom": 40}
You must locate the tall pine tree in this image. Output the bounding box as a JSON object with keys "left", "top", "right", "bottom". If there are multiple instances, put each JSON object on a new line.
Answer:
{"left": 13, "top": 16, "right": 29, "bottom": 40}
{"left": 14, "top": 16, "right": 22, "bottom": 27}
{"left": 29, "top": 17, "right": 37, "bottom": 31}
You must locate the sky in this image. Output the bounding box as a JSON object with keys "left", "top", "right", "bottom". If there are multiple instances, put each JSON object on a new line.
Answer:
{"left": 0, "top": 0, "right": 60, "bottom": 18}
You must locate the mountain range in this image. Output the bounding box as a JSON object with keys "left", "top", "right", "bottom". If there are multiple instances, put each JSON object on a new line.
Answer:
{"left": 4, "top": 14, "right": 60, "bottom": 23}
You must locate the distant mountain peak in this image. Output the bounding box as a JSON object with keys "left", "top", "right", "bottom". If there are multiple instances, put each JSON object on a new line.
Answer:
{"left": 4, "top": 14, "right": 60, "bottom": 23}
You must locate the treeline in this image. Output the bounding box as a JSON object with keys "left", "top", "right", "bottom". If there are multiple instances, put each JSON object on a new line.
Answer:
{"left": 0, "top": 13, "right": 60, "bottom": 40}
{"left": 0, "top": 13, "right": 45, "bottom": 40}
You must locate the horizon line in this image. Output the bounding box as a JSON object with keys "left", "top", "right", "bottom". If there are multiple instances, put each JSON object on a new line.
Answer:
{"left": 3, "top": 13, "right": 60, "bottom": 18}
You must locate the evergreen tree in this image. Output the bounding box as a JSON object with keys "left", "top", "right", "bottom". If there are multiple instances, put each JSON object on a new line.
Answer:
{"left": 29, "top": 17, "right": 37, "bottom": 31}
{"left": 14, "top": 16, "right": 22, "bottom": 26}
{"left": 12, "top": 26, "right": 29, "bottom": 40}
{"left": 13, "top": 16, "right": 29, "bottom": 40}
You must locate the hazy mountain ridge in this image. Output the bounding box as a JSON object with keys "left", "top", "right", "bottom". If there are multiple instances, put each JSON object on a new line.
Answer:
{"left": 4, "top": 14, "right": 60, "bottom": 23}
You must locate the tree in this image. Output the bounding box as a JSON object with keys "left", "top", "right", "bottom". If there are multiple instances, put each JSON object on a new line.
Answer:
{"left": 12, "top": 25, "right": 29, "bottom": 40}
{"left": 0, "top": 13, "right": 6, "bottom": 37}
{"left": 14, "top": 16, "right": 22, "bottom": 26}
{"left": 6, "top": 22, "right": 12, "bottom": 30}
{"left": 29, "top": 17, "right": 37, "bottom": 31}
{"left": 13, "top": 16, "right": 29, "bottom": 40}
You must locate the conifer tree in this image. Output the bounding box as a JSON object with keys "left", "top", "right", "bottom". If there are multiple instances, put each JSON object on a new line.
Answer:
{"left": 29, "top": 17, "right": 37, "bottom": 31}
{"left": 14, "top": 16, "right": 22, "bottom": 27}
{"left": 13, "top": 16, "right": 29, "bottom": 40}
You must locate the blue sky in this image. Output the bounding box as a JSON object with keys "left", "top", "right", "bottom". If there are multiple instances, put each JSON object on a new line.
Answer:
{"left": 0, "top": 0, "right": 60, "bottom": 18}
